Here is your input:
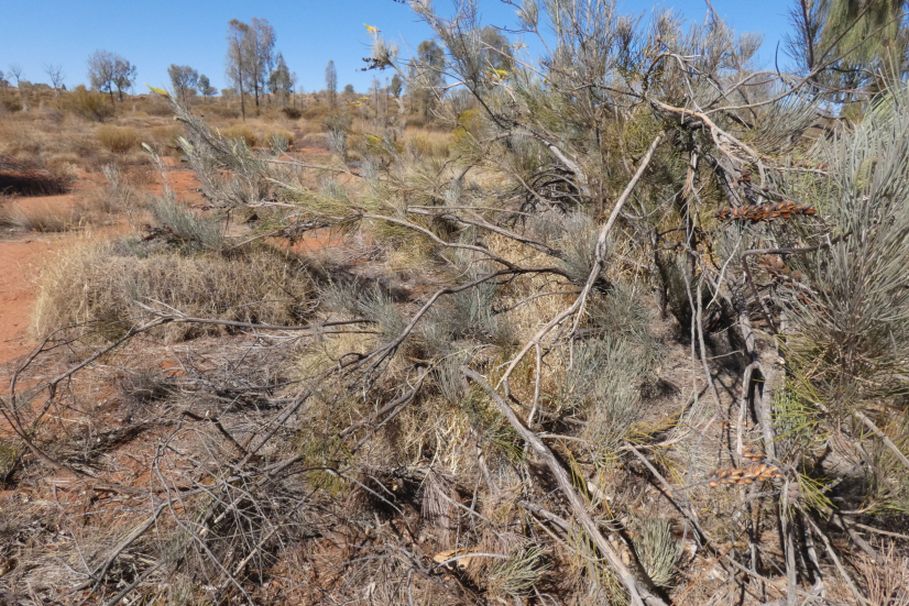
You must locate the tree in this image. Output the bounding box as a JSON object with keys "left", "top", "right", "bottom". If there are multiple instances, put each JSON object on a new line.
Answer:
{"left": 325, "top": 60, "right": 338, "bottom": 107}
{"left": 390, "top": 73, "right": 404, "bottom": 98}
{"left": 168, "top": 64, "right": 199, "bottom": 105}
{"left": 88, "top": 51, "right": 134, "bottom": 103}
{"left": 0, "top": 70, "right": 8, "bottom": 88}
{"left": 7, "top": 63, "right": 24, "bottom": 88}
{"left": 268, "top": 52, "right": 295, "bottom": 107}
{"left": 198, "top": 74, "right": 217, "bottom": 97}
{"left": 788, "top": 0, "right": 908, "bottom": 91}
{"left": 112, "top": 57, "right": 136, "bottom": 101}
{"left": 7, "top": 63, "right": 27, "bottom": 109}
{"left": 407, "top": 39, "right": 445, "bottom": 118}
{"left": 249, "top": 17, "right": 276, "bottom": 111}
{"left": 88, "top": 51, "right": 117, "bottom": 103}
{"left": 44, "top": 64, "right": 65, "bottom": 92}
{"left": 226, "top": 19, "right": 251, "bottom": 119}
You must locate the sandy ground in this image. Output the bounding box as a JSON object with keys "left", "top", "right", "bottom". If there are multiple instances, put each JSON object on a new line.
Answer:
{"left": 0, "top": 235, "right": 70, "bottom": 364}
{"left": 0, "top": 162, "right": 201, "bottom": 367}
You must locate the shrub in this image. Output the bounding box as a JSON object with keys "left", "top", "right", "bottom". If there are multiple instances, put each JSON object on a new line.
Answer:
{"left": 96, "top": 125, "right": 141, "bottom": 153}
{"left": 281, "top": 106, "right": 302, "bottom": 120}
{"left": 149, "top": 196, "right": 224, "bottom": 251}
{"left": 60, "top": 86, "right": 114, "bottom": 122}
{"left": 222, "top": 124, "right": 257, "bottom": 147}
{"left": 33, "top": 241, "right": 314, "bottom": 342}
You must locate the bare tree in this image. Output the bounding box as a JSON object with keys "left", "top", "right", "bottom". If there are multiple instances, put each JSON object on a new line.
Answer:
{"left": 7, "top": 63, "right": 27, "bottom": 109}
{"left": 44, "top": 63, "right": 65, "bottom": 92}
{"left": 7, "top": 63, "right": 24, "bottom": 88}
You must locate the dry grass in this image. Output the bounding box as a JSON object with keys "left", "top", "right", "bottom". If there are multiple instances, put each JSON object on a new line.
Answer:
{"left": 96, "top": 125, "right": 141, "bottom": 154}
{"left": 0, "top": 198, "right": 81, "bottom": 232}
{"left": 33, "top": 239, "right": 315, "bottom": 342}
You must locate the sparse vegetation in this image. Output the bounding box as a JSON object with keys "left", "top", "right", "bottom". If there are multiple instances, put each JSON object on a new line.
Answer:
{"left": 3, "top": 1, "right": 909, "bottom": 605}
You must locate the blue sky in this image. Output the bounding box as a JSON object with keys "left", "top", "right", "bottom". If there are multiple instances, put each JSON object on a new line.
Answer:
{"left": 0, "top": 0, "right": 794, "bottom": 94}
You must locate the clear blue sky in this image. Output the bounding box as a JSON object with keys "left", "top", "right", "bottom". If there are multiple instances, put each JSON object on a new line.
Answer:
{"left": 0, "top": 0, "right": 793, "bottom": 94}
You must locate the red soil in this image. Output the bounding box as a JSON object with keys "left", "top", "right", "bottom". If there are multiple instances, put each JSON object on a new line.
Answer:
{"left": 0, "top": 164, "right": 203, "bottom": 368}
{"left": 0, "top": 235, "right": 70, "bottom": 365}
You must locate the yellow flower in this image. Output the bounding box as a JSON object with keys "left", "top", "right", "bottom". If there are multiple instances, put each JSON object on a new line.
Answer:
{"left": 364, "top": 24, "right": 380, "bottom": 34}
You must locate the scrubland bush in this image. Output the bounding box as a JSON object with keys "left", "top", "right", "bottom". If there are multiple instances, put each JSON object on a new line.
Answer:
{"left": 10, "top": 2, "right": 909, "bottom": 605}
{"left": 95, "top": 125, "right": 141, "bottom": 153}
{"left": 221, "top": 123, "right": 257, "bottom": 147}
{"left": 281, "top": 106, "right": 302, "bottom": 120}
{"left": 60, "top": 85, "right": 114, "bottom": 122}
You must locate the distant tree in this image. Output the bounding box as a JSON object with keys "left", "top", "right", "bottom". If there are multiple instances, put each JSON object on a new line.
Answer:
{"left": 6, "top": 63, "right": 27, "bottom": 110}
{"left": 268, "top": 52, "right": 295, "bottom": 107}
{"left": 343, "top": 83, "right": 355, "bottom": 96}
{"left": 325, "top": 60, "right": 338, "bottom": 107}
{"left": 7, "top": 63, "right": 24, "bottom": 88}
{"left": 408, "top": 40, "right": 445, "bottom": 118}
{"left": 479, "top": 26, "right": 514, "bottom": 73}
{"left": 198, "top": 74, "right": 217, "bottom": 97}
{"left": 0, "top": 70, "right": 9, "bottom": 88}
{"left": 88, "top": 51, "right": 118, "bottom": 104}
{"left": 112, "top": 57, "right": 136, "bottom": 101}
{"left": 168, "top": 64, "right": 199, "bottom": 105}
{"left": 249, "top": 17, "right": 276, "bottom": 111}
{"left": 88, "top": 51, "right": 134, "bottom": 103}
{"left": 226, "top": 19, "right": 251, "bottom": 119}
{"left": 390, "top": 73, "right": 404, "bottom": 98}
{"left": 44, "top": 64, "right": 65, "bottom": 92}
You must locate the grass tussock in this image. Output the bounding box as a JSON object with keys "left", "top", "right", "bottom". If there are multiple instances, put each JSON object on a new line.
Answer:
{"left": 33, "top": 240, "right": 314, "bottom": 342}
{"left": 0, "top": 199, "right": 81, "bottom": 232}
{"left": 95, "top": 125, "right": 141, "bottom": 154}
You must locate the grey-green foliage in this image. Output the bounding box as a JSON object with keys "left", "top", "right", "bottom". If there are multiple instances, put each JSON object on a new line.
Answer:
{"left": 488, "top": 543, "right": 551, "bottom": 598}
{"left": 150, "top": 196, "right": 224, "bottom": 252}
{"left": 172, "top": 98, "right": 270, "bottom": 208}
{"left": 569, "top": 336, "right": 649, "bottom": 457}
{"left": 788, "top": 87, "right": 909, "bottom": 409}
{"left": 636, "top": 518, "right": 681, "bottom": 588}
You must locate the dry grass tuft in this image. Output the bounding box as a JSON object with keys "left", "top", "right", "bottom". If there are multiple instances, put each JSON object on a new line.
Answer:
{"left": 0, "top": 199, "right": 81, "bottom": 232}
{"left": 96, "top": 125, "right": 141, "bottom": 154}
{"left": 33, "top": 240, "right": 314, "bottom": 342}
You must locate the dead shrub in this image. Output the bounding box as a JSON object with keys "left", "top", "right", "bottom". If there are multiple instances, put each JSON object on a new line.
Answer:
{"left": 96, "top": 125, "right": 141, "bottom": 154}
{"left": 33, "top": 240, "right": 314, "bottom": 342}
